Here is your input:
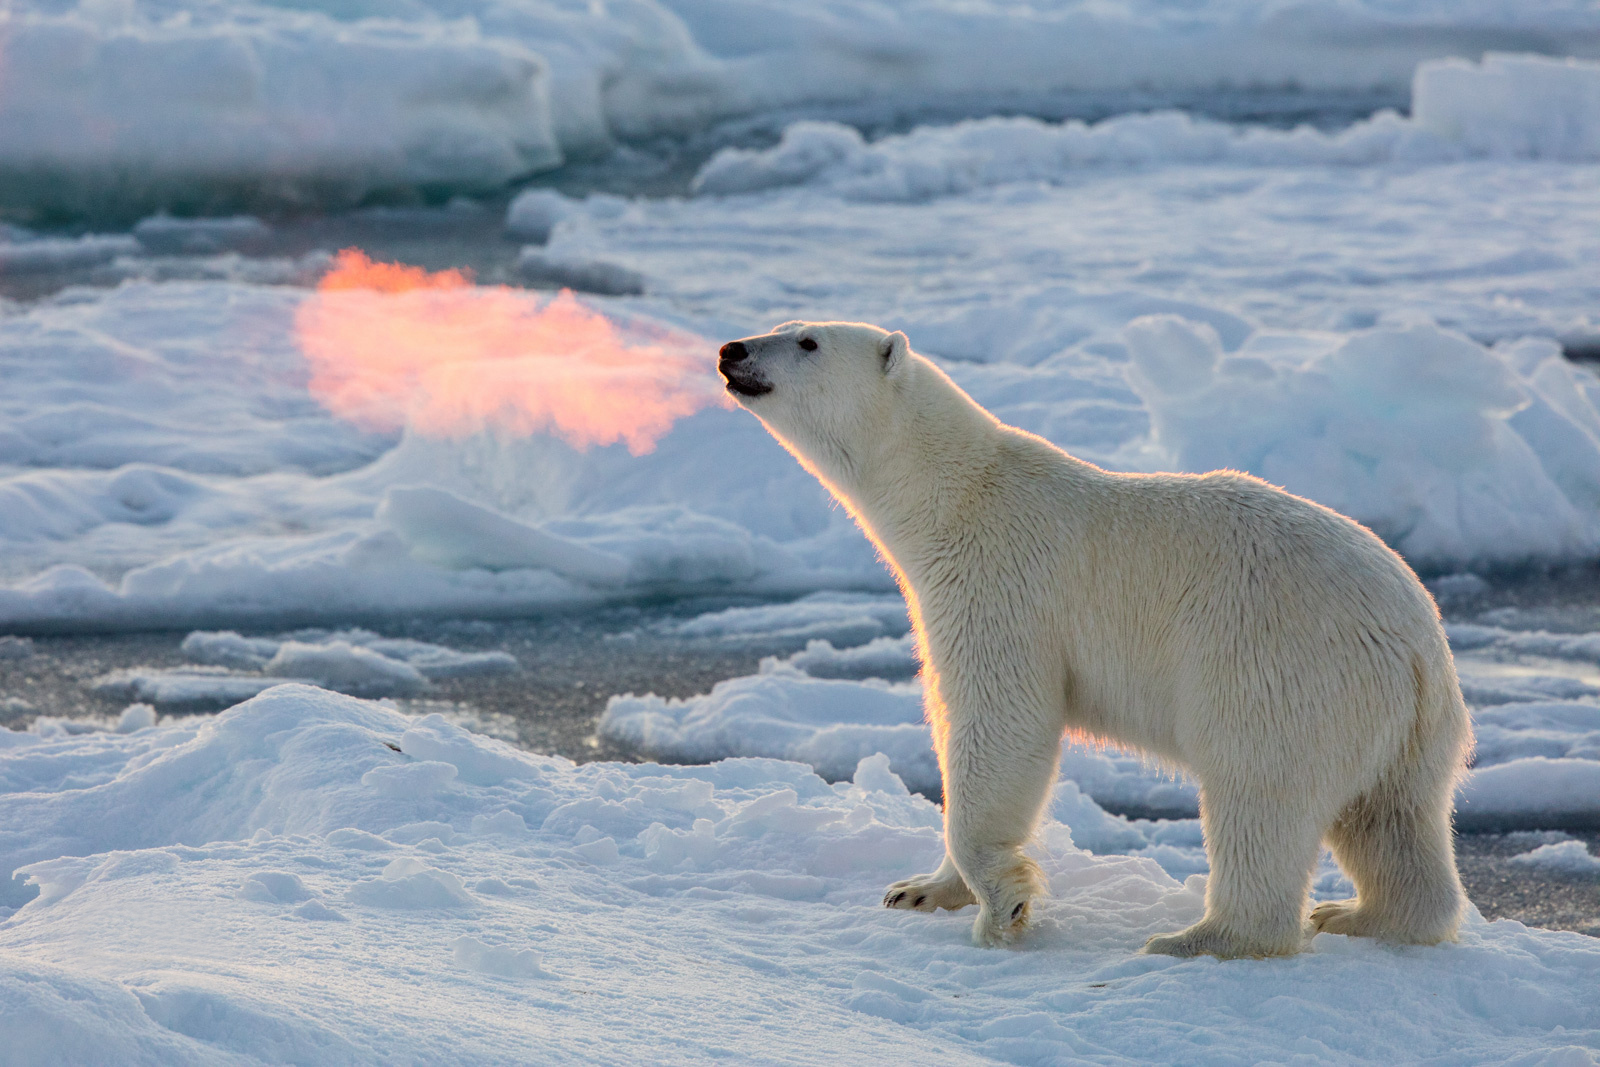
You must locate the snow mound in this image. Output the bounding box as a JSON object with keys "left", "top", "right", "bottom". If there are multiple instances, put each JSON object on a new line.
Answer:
{"left": 763, "top": 634, "right": 921, "bottom": 680}
{"left": 132, "top": 215, "right": 271, "bottom": 256}
{"left": 660, "top": 592, "right": 910, "bottom": 645}
{"left": 377, "top": 487, "right": 628, "bottom": 585}
{"left": 601, "top": 669, "right": 939, "bottom": 791}
{"left": 514, "top": 249, "right": 646, "bottom": 296}
{"left": 1415, "top": 53, "right": 1600, "bottom": 160}
{"left": 263, "top": 641, "right": 426, "bottom": 698}
{"left": 693, "top": 54, "right": 1600, "bottom": 201}
{"left": 0, "top": 234, "right": 139, "bottom": 273}
{"left": 504, "top": 189, "right": 577, "bottom": 243}
{"left": 1509, "top": 839, "right": 1600, "bottom": 875}
{"left": 1124, "top": 319, "right": 1600, "bottom": 570}
{"left": 0, "top": 685, "right": 1594, "bottom": 1062}
{"left": 92, "top": 628, "right": 518, "bottom": 710}
{"left": 1460, "top": 758, "right": 1600, "bottom": 831}
{"left": 0, "top": 8, "right": 560, "bottom": 219}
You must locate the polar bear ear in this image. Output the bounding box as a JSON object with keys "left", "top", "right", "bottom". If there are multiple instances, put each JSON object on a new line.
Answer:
{"left": 880, "top": 331, "right": 909, "bottom": 375}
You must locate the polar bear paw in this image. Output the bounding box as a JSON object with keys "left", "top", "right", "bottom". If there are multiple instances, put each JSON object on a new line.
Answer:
{"left": 1309, "top": 897, "right": 1460, "bottom": 944}
{"left": 883, "top": 871, "right": 976, "bottom": 913}
{"left": 1308, "top": 898, "right": 1365, "bottom": 935}
{"left": 1142, "top": 918, "right": 1304, "bottom": 960}
{"left": 972, "top": 897, "right": 1032, "bottom": 948}
{"left": 968, "top": 855, "right": 1044, "bottom": 947}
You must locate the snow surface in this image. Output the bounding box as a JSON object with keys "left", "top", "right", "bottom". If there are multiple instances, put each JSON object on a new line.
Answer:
{"left": 0, "top": 685, "right": 1595, "bottom": 1064}
{"left": 7, "top": 4, "right": 1600, "bottom": 214}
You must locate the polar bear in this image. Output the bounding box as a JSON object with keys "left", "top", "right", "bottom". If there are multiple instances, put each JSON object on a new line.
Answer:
{"left": 718, "top": 320, "right": 1471, "bottom": 958}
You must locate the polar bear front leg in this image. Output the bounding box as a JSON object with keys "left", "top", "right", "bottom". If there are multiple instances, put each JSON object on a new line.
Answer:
{"left": 936, "top": 703, "right": 1062, "bottom": 947}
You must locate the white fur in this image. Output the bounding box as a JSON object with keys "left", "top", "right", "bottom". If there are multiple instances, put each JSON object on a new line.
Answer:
{"left": 719, "top": 321, "right": 1472, "bottom": 958}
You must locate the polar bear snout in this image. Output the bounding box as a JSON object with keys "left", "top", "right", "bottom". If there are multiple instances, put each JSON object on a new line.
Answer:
{"left": 718, "top": 338, "right": 773, "bottom": 398}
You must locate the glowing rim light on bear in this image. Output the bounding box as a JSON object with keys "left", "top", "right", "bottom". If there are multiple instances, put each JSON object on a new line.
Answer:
{"left": 295, "top": 249, "right": 726, "bottom": 455}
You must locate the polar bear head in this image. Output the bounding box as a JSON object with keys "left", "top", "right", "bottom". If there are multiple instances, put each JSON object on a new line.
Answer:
{"left": 717, "top": 320, "right": 912, "bottom": 481}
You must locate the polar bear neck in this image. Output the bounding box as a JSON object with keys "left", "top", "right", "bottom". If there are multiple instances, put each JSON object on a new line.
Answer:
{"left": 820, "top": 354, "right": 1076, "bottom": 580}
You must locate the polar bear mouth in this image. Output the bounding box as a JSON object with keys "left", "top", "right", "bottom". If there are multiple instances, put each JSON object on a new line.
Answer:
{"left": 719, "top": 363, "right": 773, "bottom": 398}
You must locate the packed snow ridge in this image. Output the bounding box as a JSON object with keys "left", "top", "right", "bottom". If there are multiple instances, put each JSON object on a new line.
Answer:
{"left": 0, "top": 685, "right": 1595, "bottom": 1063}
{"left": 694, "top": 53, "right": 1600, "bottom": 199}
{"left": 1, "top": 281, "right": 1599, "bottom": 628}
{"left": 602, "top": 596, "right": 1600, "bottom": 831}
{"left": 4, "top": 0, "right": 1600, "bottom": 213}
{"left": 91, "top": 629, "right": 517, "bottom": 711}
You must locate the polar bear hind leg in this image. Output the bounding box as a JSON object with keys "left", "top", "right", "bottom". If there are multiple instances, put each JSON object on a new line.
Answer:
{"left": 1311, "top": 767, "right": 1465, "bottom": 944}
{"left": 1143, "top": 780, "right": 1325, "bottom": 959}
{"left": 1313, "top": 655, "right": 1467, "bottom": 945}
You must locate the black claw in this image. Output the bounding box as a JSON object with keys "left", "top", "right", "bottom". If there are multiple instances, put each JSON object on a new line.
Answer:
{"left": 887, "top": 891, "right": 905, "bottom": 906}
{"left": 1011, "top": 902, "right": 1026, "bottom": 922}
{"left": 913, "top": 895, "right": 926, "bottom": 908}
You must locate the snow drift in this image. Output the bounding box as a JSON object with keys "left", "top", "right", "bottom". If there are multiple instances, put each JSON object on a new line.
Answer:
{"left": 602, "top": 601, "right": 1600, "bottom": 830}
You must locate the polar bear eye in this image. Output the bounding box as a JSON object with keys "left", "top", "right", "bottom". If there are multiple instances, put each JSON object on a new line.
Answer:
{"left": 797, "top": 338, "right": 818, "bottom": 352}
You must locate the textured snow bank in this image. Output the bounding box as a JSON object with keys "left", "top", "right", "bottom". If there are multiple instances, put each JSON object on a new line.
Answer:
{"left": 0, "top": 234, "right": 139, "bottom": 273}
{"left": 603, "top": 669, "right": 939, "bottom": 790}
{"left": 695, "top": 54, "right": 1600, "bottom": 199}
{"left": 183, "top": 627, "right": 517, "bottom": 680}
{"left": 0, "top": 8, "right": 559, "bottom": 218}
{"left": 0, "top": 686, "right": 1594, "bottom": 1063}
{"left": 1125, "top": 320, "right": 1600, "bottom": 570}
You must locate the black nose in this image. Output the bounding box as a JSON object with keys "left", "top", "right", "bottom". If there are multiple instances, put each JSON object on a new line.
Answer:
{"left": 719, "top": 341, "right": 748, "bottom": 362}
